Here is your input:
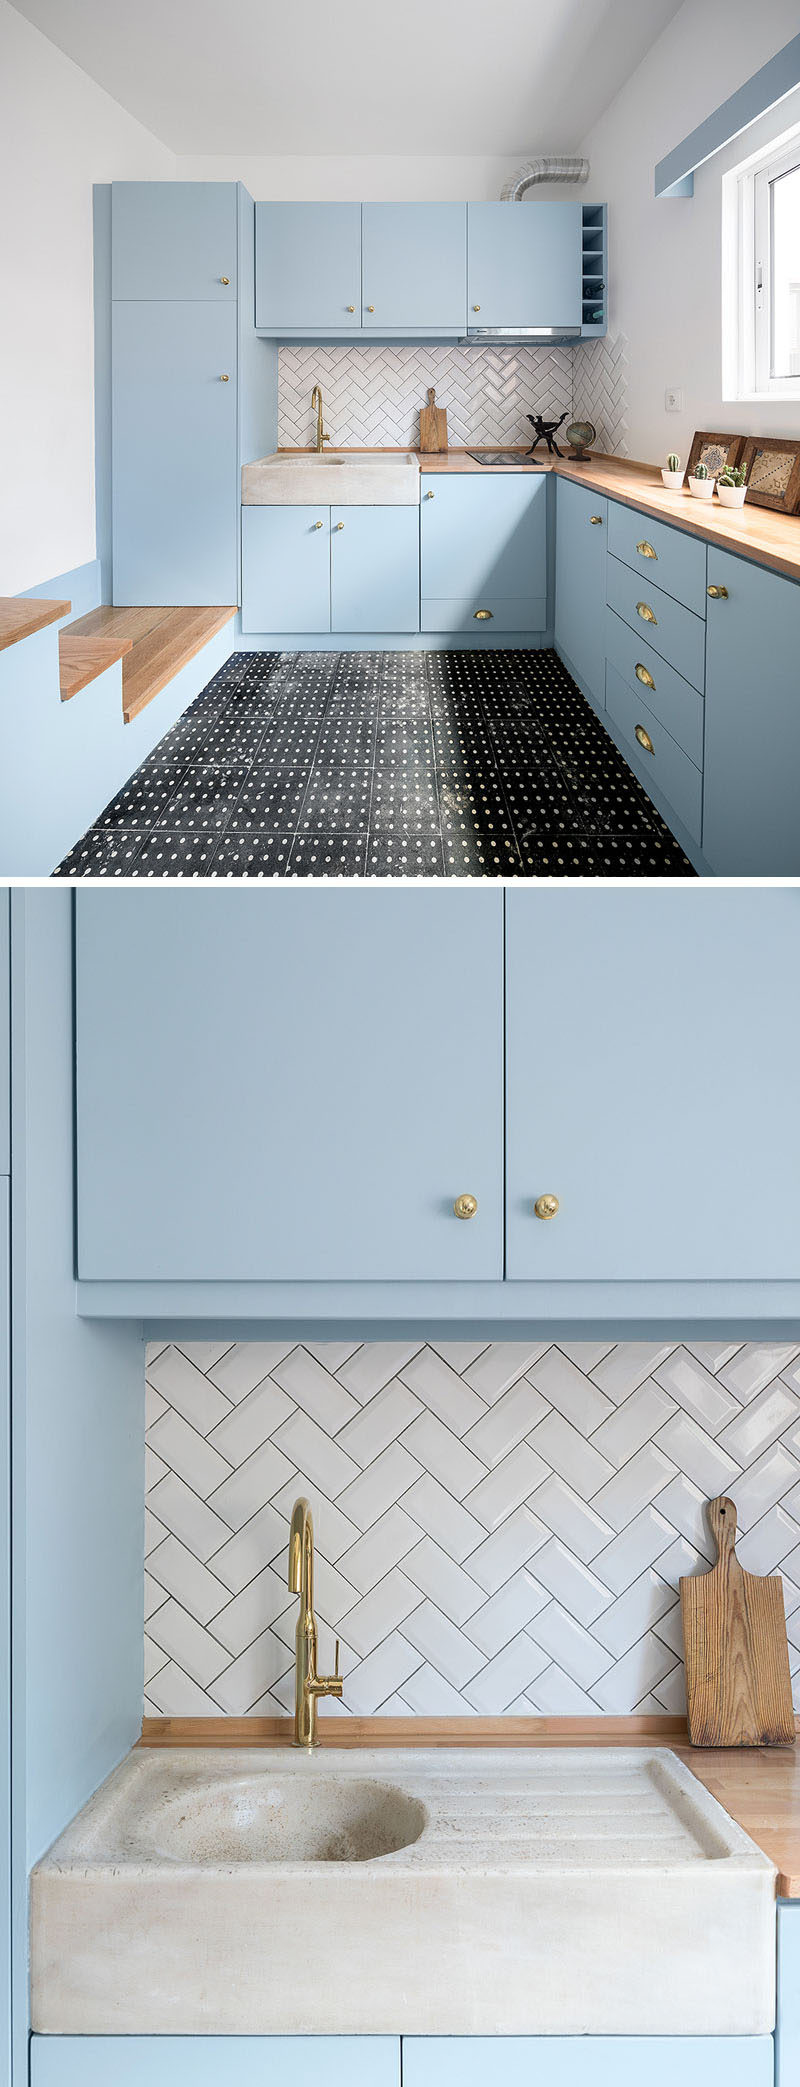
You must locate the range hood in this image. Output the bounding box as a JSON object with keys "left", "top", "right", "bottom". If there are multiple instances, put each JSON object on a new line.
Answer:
{"left": 460, "top": 325, "right": 582, "bottom": 343}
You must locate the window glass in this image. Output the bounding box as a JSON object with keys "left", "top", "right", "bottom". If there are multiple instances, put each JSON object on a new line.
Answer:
{"left": 770, "top": 161, "right": 800, "bottom": 378}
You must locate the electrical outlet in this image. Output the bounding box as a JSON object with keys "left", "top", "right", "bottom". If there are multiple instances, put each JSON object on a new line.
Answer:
{"left": 665, "top": 387, "right": 684, "bottom": 413}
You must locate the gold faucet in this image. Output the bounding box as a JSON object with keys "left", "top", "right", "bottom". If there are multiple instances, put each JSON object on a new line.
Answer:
{"left": 311, "top": 385, "right": 330, "bottom": 453}
{"left": 288, "top": 1497, "right": 343, "bottom": 1745}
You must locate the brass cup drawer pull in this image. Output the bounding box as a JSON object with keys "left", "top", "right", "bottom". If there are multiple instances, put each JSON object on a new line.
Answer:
{"left": 534, "top": 1194, "right": 560, "bottom": 1220}
{"left": 453, "top": 1193, "right": 478, "bottom": 1220}
{"left": 707, "top": 584, "right": 729, "bottom": 599}
{"left": 636, "top": 600, "right": 657, "bottom": 624}
{"left": 636, "top": 539, "right": 657, "bottom": 558}
{"left": 589, "top": 514, "right": 603, "bottom": 525}
{"left": 635, "top": 723, "right": 655, "bottom": 754}
{"left": 635, "top": 662, "right": 655, "bottom": 690}
{"left": 474, "top": 608, "right": 493, "bottom": 621}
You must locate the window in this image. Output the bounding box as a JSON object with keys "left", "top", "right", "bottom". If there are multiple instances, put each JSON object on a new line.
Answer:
{"left": 725, "top": 125, "right": 800, "bottom": 400}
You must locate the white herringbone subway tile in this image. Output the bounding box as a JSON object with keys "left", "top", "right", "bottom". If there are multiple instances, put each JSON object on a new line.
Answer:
{"left": 143, "top": 1340, "right": 800, "bottom": 1717}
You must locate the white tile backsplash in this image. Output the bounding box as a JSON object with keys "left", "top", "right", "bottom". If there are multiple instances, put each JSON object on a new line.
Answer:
{"left": 144, "top": 1339, "right": 800, "bottom": 1718}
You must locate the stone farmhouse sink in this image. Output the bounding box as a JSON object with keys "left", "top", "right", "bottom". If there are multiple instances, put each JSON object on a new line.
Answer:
{"left": 242, "top": 450, "right": 420, "bottom": 504}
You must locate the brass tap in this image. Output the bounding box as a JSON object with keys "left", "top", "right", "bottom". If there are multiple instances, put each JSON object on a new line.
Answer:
{"left": 288, "top": 1497, "right": 342, "bottom": 1745}
{"left": 311, "top": 385, "right": 330, "bottom": 453}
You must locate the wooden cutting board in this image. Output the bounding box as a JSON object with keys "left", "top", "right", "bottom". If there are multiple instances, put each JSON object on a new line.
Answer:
{"left": 681, "top": 1495, "right": 795, "bottom": 1747}
{"left": 419, "top": 387, "right": 447, "bottom": 453}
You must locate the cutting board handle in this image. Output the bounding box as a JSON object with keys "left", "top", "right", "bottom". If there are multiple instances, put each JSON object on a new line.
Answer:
{"left": 708, "top": 1495, "right": 738, "bottom": 1565}
{"left": 427, "top": 388, "right": 436, "bottom": 407}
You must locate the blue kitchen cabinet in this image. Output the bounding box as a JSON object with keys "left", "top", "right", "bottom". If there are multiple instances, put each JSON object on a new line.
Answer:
{"left": 74, "top": 890, "right": 504, "bottom": 1284}
{"left": 703, "top": 549, "right": 800, "bottom": 876}
{"left": 111, "top": 182, "right": 238, "bottom": 302}
{"left": 255, "top": 204, "right": 362, "bottom": 332}
{"left": 505, "top": 885, "right": 800, "bottom": 1282}
{"left": 361, "top": 204, "right": 466, "bottom": 331}
{"left": 466, "top": 202, "right": 582, "bottom": 331}
{"left": 404, "top": 2038, "right": 773, "bottom": 2087}
{"left": 241, "top": 506, "right": 330, "bottom": 632}
{"left": 31, "top": 2038, "right": 400, "bottom": 2087}
{"left": 112, "top": 301, "right": 238, "bottom": 606}
{"left": 420, "top": 473, "right": 547, "bottom": 631}
{"left": 777, "top": 1903, "right": 800, "bottom": 2087}
{"left": 331, "top": 506, "right": 419, "bottom": 632}
{"left": 0, "top": 894, "right": 8, "bottom": 1176}
{"left": 0, "top": 1187, "right": 8, "bottom": 2087}
{"left": 554, "top": 476, "right": 608, "bottom": 705}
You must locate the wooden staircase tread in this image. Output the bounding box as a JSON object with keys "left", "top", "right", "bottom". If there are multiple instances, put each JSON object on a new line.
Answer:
{"left": 0, "top": 597, "right": 71, "bottom": 653}
{"left": 59, "top": 631, "right": 134, "bottom": 701}
{"left": 120, "top": 605, "right": 236, "bottom": 723}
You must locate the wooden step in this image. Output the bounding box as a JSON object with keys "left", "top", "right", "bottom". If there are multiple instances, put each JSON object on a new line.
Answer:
{"left": 63, "top": 604, "right": 236, "bottom": 722}
{"left": 59, "top": 630, "right": 133, "bottom": 701}
{"left": 0, "top": 596, "right": 71, "bottom": 652}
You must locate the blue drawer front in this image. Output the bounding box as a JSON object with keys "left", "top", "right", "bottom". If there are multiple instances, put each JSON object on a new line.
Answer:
{"left": 607, "top": 500, "right": 707, "bottom": 614}
{"left": 605, "top": 606, "right": 704, "bottom": 767}
{"left": 404, "top": 2038, "right": 773, "bottom": 2087}
{"left": 605, "top": 660, "right": 702, "bottom": 844}
{"left": 606, "top": 552, "right": 706, "bottom": 691}
{"left": 421, "top": 594, "right": 545, "bottom": 633}
{"left": 32, "top": 2039, "right": 400, "bottom": 2087}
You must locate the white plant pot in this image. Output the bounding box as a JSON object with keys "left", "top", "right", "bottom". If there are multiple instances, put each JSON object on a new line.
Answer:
{"left": 716, "top": 483, "right": 747, "bottom": 508}
{"left": 661, "top": 469, "right": 684, "bottom": 490}
{"left": 688, "top": 476, "right": 714, "bottom": 499}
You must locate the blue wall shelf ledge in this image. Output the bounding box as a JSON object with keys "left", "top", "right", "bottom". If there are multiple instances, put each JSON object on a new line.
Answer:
{"left": 655, "top": 29, "right": 800, "bottom": 197}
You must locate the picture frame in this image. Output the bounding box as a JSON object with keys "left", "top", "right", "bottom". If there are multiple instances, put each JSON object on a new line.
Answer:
{"left": 684, "top": 431, "right": 746, "bottom": 484}
{"left": 739, "top": 435, "right": 800, "bottom": 514}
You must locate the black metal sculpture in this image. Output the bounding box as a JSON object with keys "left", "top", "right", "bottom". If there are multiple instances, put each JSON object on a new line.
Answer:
{"left": 526, "top": 411, "right": 568, "bottom": 458}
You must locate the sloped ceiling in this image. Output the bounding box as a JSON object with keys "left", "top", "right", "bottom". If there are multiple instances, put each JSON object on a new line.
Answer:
{"left": 10, "top": 0, "right": 684, "bottom": 155}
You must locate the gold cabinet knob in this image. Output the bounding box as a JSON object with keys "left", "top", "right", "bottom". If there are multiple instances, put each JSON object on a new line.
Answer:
{"left": 635, "top": 662, "right": 655, "bottom": 689}
{"left": 636, "top": 539, "right": 657, "bottom": 558}
{"left": 219, "top": 373, "right": 230, "bottom": 381}
{"left": 220, "top": 275, "right": 230, "bottom": 285}
{"left": 635, "top": 723, "right": 655, "bottom": 754}
{"left": 424, "top": 490, "right": 434, "bottom": 499}
{"left": 474, "top": 608, "right": 493, "bottom": 621}
{"left": 335, "top": 521, "right": 344, "bottom": 530}
{"left": 367, "top": 304, "right": 375, "bottom": 313}
{"left": 589, "top": 514, "right": 603, "bottom": 524}
{"left": 346, "top": 304, "right": 355, "bottom": 312}
{"left": 473, "top": 305, "right": 481, "bottom": 312}
{"left": 534, "top": 1194, "right": 559, "bottom": 1221}
{"left": 707, "top": 584, "right": 729, "bottom": 599}
{"left": 313, "top": 520, "right": 324, "bottom": 529}
{"left": 636, "top": 600, "right": 657, "bottom": 624}
{"left": 453, "top": 1193, "right": 478, "bottom": 1220}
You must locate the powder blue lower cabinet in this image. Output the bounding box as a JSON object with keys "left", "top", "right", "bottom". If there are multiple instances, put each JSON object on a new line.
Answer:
{"left": 420, "top": 473, "right": 547, "bottom": 631}
{"left": 553, "top": 476, "right": 608, "bottom": 704}
{"left": 404, "top": 2039, "right": 773, "bottom": 2087}
{"left": 331, "top": 506, "right": 419, "bottom": 632}
{"left": 703, "top": 548, "right": 800, "bottom": 876}
{"left": 777, "top": 1903, "right": 800, "bottom": 2087}
{"left": 113, "top": 301, "right": 239, "bottom": 606}
{"left": 31, "top": 2037, "right": 400, "bottom": 2087}
{"left": 241, "top": 506, "right": 330, "bottom": 632}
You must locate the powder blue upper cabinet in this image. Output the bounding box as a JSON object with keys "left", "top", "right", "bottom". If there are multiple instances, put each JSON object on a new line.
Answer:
{"left": 361, "top": 204, "right": 466, "bottom": 331}
{"left": 255, "top": 204, "right": 362, "bottom": 332}
{"left": 703, "top": 550, "right": 800, "bottom": 876}
{"left": 420, "top": 473, "right": 547, "bottom": 630}
{"left": 241, "top": 506, "right": 330, "bottom": 632}
{"left": 111, "top": 183, "right": 238, "bottom": 301}
{"left": 554, "top": 476, "right": 608, "bottom": 706}
{"left": 467, "top": 202, "right": 582, "bottom": 330}
{"left": 75, "top": 891, "right": 504, "bottom": 1283}
{"left": 506, "top": 886, "right": 800, "bottom": 1282}
{"left": 112, "top": 302, "right": 239, "bottom": 607}
{"left": 331, "top": 507, "right": 420, "bottom": 632}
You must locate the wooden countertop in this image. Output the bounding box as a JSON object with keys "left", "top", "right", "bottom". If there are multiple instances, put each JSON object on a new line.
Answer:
{"left": 271, "top": 446, "right": 800, "bottom": 584}
{"left": 142, "top": 1711, "right": 800, "bottom": 1895}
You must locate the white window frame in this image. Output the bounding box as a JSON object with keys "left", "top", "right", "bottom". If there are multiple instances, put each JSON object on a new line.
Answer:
{"left": 723, "top": 122, "right": 800, "bottom": 402}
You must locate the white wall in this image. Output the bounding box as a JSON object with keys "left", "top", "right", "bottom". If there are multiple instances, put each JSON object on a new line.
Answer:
{"left": 578, "top": 0, "right": 800, "bottom": 464}
{"left": 0, "top": 2, "right": 174, "bottom": 596}
{"left": 177, "top": 154, "right": 589, "bottom": 202}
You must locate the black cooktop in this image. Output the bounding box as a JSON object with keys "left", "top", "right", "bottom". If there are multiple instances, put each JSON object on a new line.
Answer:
{"left": 466, "top": 449, "right": 540, "bottom": 466}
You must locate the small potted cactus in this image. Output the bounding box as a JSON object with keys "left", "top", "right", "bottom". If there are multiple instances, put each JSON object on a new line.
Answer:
{"left": 716, "top": 461, "right": 748, "bottom": 509}
{"left": 688, "top": 459, "right": 713, "bottom": 499}
{"left": 662, "top": 451, "right": 683, "bottom": 490}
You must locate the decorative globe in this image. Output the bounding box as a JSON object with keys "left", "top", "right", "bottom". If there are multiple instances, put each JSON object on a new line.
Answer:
{"left": 565, "top": 420, "right": 596, "bottom": 460}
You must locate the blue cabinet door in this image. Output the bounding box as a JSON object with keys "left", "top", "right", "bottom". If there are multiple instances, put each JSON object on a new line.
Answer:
{"left": 241, "top": 506, "right": 330, "bottom": 632}
{"left": 112, "top": 302, "right": 238, "bottom": 606}
{"left": 0, "top": 893, "right": 8, "bottom": 1176}
{"left": 111, "top": 182, "right": 238, "bottom": 301}
{"left": 331, "top": 506, "right": 419, "bottom": 631}
{"left": 255, "top": 204, "right": 361, "bottom": 331}
{"left": 703, "top": 549, "right": 800, "bottom": 875}
{"left": 467, "top": 202, "right": 582, "bottom": 329}
{"left": 361, "top": 204, "right": 466, "bottom": 331}
{"left": 506, "top": 886, "right": 800, "bottom": 1281}
{"left": 554, "top": 476, "right": 607, "bottom": 705}
{"left": 420, "top": 474, "right": 547, "bottom": 603}
{"left": 75, "top": 891, "right": 504, "bottom": 1282}
{"left": 0, "top": 1188, "right": 8, "bottom": 2087}
{"left": 32, "top": 2037, "right": 400, "bottom": 2087}
{"left": 777, "top": 1903, "right": 800, "bottom": 2087}
{"left": 404, "top": 2038, "right": 772, "bottom": 2087}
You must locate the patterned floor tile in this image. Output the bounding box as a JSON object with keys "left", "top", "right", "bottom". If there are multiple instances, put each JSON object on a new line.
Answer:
{"left": 52, "top": 827, "right": 146, "bottom": 876}
{"left": 227, "top": 770, "right": 309, "bottom": 832}
{"left": 208, "top": 833, "right": 296, "bottom": 877}
{"left": 131, "top": 830, "right": 220, "bottom": 877}
{"left": 154, "top": 767, "right": 250, "bottom": 830}
{"left": 289, "top": 833, "right": 368, "bottom": 877}
{"left": 296, "top": 766, "right": 372, "bottom": 833}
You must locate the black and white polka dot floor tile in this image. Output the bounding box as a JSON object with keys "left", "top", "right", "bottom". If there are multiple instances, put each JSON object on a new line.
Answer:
{"left": 53, "top": 648, "right": 696, "bottom": 879}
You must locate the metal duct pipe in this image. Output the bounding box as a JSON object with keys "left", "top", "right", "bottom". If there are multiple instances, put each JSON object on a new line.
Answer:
{"left": 501, "top": 157, "right": 589, "bottom": 200}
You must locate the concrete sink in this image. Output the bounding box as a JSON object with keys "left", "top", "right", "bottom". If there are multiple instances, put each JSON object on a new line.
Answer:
{"left": 242, "top": 451, "right": 420, "bottom": 505}
{"left": 30, "top": 1747, "right": 776, "bottom": 2036}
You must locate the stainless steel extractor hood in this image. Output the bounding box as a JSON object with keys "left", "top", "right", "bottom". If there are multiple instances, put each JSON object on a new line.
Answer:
{"left": 460, "top": 325, "right": 582, "bottom": 343}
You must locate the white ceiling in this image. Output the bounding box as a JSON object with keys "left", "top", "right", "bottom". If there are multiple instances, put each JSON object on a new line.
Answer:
{"left": 11, "top": 0, "right": 684, "bottom": 156}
